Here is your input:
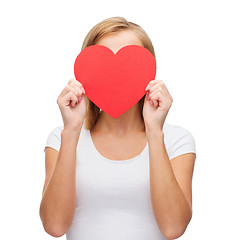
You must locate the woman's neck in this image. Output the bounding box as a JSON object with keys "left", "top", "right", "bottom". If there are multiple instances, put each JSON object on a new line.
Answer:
{"left": 93, "top": 104, "right": 145, "bottom": 135}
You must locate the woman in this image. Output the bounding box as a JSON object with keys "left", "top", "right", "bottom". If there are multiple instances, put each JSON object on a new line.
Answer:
{"left": 40, "top": 17, "right": 196, "bottom": 240}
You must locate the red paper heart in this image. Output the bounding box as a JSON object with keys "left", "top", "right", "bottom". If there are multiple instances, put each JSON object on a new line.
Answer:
{"left": 74, "top": 44, "right": 156, "bottom": 118}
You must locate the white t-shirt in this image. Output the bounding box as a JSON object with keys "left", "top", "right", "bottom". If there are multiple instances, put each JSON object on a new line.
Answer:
{"left": 44, "top": 122, "right": 196, "bottom": 240}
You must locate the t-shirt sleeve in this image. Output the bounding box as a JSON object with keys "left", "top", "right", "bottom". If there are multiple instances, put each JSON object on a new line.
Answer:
{"left": 168, "top": 126, "right": 197, "bottom": 161}
{"left": 44, "top": 126, "right": 63, "bottom": 153}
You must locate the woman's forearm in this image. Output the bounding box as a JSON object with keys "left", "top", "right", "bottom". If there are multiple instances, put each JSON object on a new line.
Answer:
{"left": 146, "top": 128, "right": 192, "bottom": 240}
{"left": 40, "top": 127, "right": 82, "bottom": 236}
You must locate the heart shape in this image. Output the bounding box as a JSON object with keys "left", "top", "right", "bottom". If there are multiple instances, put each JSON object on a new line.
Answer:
{"left": 74, "top": 44, "right": 156, "bottom": 118}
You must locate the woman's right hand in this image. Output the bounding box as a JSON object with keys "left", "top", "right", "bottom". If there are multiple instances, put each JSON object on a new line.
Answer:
{"left": 57, "top": 78, "right": 87, "bottom": 131}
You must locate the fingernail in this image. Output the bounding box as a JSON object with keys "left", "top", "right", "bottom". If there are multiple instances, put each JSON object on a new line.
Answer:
{"left": 145, "top": 85, "right": 150, "bottom": 91}
{"left": 81, "top": 87, "right": 85, "bottom": 94}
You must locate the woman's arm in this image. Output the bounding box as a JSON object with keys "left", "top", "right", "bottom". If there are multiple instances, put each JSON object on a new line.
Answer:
{"left": 146, "top": 128, "right": 195, "bottom": 240}
{"left": 39, "top": 126, "right": 82, "bottom": 237}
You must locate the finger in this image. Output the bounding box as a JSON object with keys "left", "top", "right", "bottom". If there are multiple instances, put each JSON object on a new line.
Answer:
{"left": 151, "top": 91, "right": 162, "bottom": 101}
{"left": 69, "top": 78, "right": 83, "bottom": 89}
{"left": 70, "top": 81, "right": 85, "bottom": 96}
{"left": 59, "top": 79, "right": 84, "bottom": 99}
{"left": 58, "top": 83, "right": 74, "bottom": 99}
{"left": 148, "top": 80, "right": 167, "bottom": 92}
{"left": 153, "top": 99, "right": 158, "bottom": 107}
{"left": 72, "top": 81, "right": 85, "bottom": 94}
{"left": 147, "top": 83, "right": 159, "bottom": 93}
{"left": 58, "top": 85, "right": 68, "bottom": 99}
{"left": 149, "top": 88, "right": 164, "bottom": 99}
{"left": 71, "top": 79, "right": 86, "bottom": 96}
{"left": 146, "top": 91, "right": 151, "bottom": 100}
{"left": 63, "top": 84, "right": 80, "bottom": 100}
{"left": 146, "top": 91, "right": 157, "bottom": 107}
{"left": 69, "top": 83, "right": 83, "bottom": 98}
{"left": 158, "top": 80, "right": 173, "bottom": 101}
{"left": 149, "top": 94, "right": 159, "bottom": 106}
{"left": 62, "top": 91, "right": 78, "bottom": 108}
{"left": 151, "top": 91, "right": 172, "bottom": 108}
{"left": 145, "top": 79, "right": 159, "bottom": 91}
{"left": 150, "top": 99, "right": 158, "bottom": 107}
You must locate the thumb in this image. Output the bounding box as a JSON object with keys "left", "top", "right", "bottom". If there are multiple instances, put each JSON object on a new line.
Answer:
{"left": 76, "top": 93, "right": 86, "bottom": 106}
{"left": 145, "top": 91, "right": 150, "bottom": 102}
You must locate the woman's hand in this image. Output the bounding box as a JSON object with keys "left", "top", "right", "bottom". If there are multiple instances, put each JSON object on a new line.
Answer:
{"left": 57, "top": 78, "right": 87, "bottom": 131}
{"left": 143, "top": 79, "right": 173, "bottom": 132}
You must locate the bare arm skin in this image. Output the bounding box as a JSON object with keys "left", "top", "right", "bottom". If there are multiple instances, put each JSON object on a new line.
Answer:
{"left": 39, "top": 126, "right": 82, "bottom": 237}
{"left": 146, "top": 128, "right": 195, "bottom": 240}
{"left": 40, "top": 78, "right": 86, "bottom": 237}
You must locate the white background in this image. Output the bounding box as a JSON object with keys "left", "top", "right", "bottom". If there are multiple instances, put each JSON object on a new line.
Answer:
{"left": 0, "top": 0, "right": 239, "bottom": 239}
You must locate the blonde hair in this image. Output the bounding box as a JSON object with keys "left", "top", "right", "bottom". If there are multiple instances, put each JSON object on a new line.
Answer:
{"left": 81, "top": 16, "right": 156, "bottom": 130}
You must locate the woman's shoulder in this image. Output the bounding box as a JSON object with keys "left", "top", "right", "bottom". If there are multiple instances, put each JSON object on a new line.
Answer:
{"left": 49, "top": 124, "right": 88, "bottom": 135}
{"left": 163, "top": 122, "right": 197, "bottom": 160}
{"left": 163, "top": 122, "right": 194, "bottom": 137}
{"left": 50, "top": 125, "right": 64, "bottom": 134}
{"left": 44, "top": 124, "right": 88, "bottom": 153}
{"left": 44, "top": 125, "right": 64, "bottom": 152}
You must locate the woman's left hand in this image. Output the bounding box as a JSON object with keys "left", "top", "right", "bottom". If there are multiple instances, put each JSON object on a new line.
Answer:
{"left": 143, "top": 79, "right": 173, "bottom": 131}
